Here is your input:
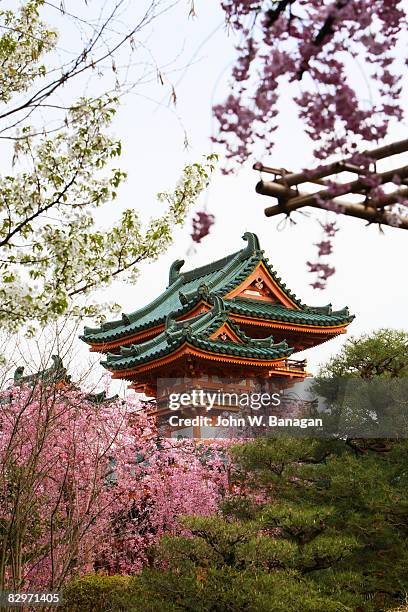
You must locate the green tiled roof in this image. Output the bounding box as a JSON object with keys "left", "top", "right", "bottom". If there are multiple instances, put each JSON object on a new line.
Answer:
{"left": 81, "top": 232, "right": 353, "bottom": 346}
{"left": 223, "top": 298, "right": 352, "bottom": 326}
{"left": 102, "top": 296, "right": 294, "bottom": 372}
{"left": 13, "top": 355, "right": 72, "bottom": 386}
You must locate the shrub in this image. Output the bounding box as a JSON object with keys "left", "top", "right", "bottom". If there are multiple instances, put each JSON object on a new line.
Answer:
{"left": 62, "top": 574, "right": 138, "bottom": 612}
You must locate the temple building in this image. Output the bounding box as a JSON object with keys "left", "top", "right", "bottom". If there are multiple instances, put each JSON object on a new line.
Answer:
{"left": 81, "top": 233, "right": 354, "bottom": 437}
{"left": 1, "top": 355, "right": 118, "bottom": 406}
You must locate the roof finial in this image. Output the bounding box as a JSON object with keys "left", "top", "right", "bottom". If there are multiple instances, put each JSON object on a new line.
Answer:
{"left": 14, "top": 366, "right": 24, "bottom": 382}
{"left": 168, "top": 259, "right": 185, "bottom": 285}
{"left": 242, "top": 232, "right": 261, "bottom": 254}
{"left": 165, "top": 313, "right": 176, "bottom": 330}
{"left": 211, "top": 294, "right": 226, "bottom": 314}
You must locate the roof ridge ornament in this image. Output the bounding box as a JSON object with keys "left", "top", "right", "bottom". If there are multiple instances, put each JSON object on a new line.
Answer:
{"left": 179, "top": 281, "right": 211, "bottom": 306}
{"left": 241, "top": 231, "right": 261, "bottom": 257}
{"left": 13, "top": 366, "right": 25, "bottom": 382}
{"left": 305, "top": 303, "right": 333, "bottom": 315}
{"left": 178, "top": 290, "right": 188, "bottom": 305}
{"left": 164, "top": 313, "right": 193, "bottom": 343}
{"left": 120, "top": 343, "right": 140, "bottom": 356}
{"left": 85, "top": 390, "right": 119, "bottom": 404}
{"left": 197, "top": 282, "right": 210, "bottom": 299}
{"left": 165, "top": 312, "right": 175, "bottom": 330}
{"left": 101, "top": 318, "right": 124, "bottom": 331}
{"left": 168, "top": 259, "right": 185, "bottom": 286}
{"left": 331, "top": 306, "right": 350, "bottom": 317}
{"left": 210, "top": 294, "right": 226, "bottom": 315}
{"left": 164, "top": 313, "right": 178, "bottom": 342}
{"left": 240, "top": 329, "right": 276, "bottom": 347}
{"left": 12, "top": 354, "right": 70, "bottom": 386}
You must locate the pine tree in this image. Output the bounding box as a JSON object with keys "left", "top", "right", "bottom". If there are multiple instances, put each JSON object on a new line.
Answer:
{"left": 129, "top": 330, "right": 408, "bottom": 612}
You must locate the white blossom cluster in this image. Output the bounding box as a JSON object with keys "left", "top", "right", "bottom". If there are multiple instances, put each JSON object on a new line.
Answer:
{"left": 0, "top": 3, "right": 217, "bottom": 334}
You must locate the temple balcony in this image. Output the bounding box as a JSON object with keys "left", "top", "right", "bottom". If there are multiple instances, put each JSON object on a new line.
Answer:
{"left": 270, "top": 358, "right": 308, "bottom": 375}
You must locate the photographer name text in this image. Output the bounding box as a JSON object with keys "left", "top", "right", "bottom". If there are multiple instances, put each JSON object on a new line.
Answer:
{"left": 168, "top": 414, "right": 323, "bottom": 429}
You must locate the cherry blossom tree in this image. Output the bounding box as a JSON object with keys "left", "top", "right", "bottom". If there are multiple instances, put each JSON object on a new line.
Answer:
{"left": 213, "top": 1, "right": 406, "bottom": 288}
{"left": 214, "top": 1, "right": 405, "bottom": 168}
{"left": 0, "top": 380, "right": 230, "bottom": 590}
{"left": 191, "top": 211, "right": 216, "bottom": 244}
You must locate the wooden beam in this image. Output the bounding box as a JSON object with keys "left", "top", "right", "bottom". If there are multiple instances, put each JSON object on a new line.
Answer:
{"left": 262, "top": 184, "right": 408, "bottom": 219}
{"left": 264, "top": 193, "right": 408, "bottom": 229}
{"left": 253, "top": 162, "right": 330, "bottom": 187}
{"left": 260, "top": 166, "right": 408, "bottom": 216}
{"left": 255, "top": 138, "right": 408, "bottom": 188}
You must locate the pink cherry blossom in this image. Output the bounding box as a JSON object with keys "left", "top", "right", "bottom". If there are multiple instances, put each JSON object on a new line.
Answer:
{"left": 0, "top": 382, "right": 232, "bottom": 589}
{"left": 214, "top": 1, "right": 406, "bottom": 170}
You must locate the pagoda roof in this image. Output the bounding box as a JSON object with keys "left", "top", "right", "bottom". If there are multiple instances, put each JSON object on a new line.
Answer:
{"left": 0, "top": 356, "right": 118, "bottom": 405}
{"left": 102, "top": 296, "right": 294, "bottom": 373}
{"left": 223, "top": 297, "right": 351, "bottom": 326}
{"left": 81, "top": 232, "right": 353, "bottom": 347}
{"left": 13, "top": 355, "right": 71, "bottom": 386}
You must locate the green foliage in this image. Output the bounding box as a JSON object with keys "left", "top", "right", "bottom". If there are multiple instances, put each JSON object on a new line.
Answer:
{"left": 318, "top": 329, "right": 408, "bottom": 379}
{"left": 313, "top": 330, "right": 408, "bottom": 437}
{"left": 132, "top": 566, "right": 343, "bottom": 612}
{"left": 117, "top": 333, "right": 408, "bottom": 611}
{"left": 66, "top": 568, "right": 344, "bottom": 612}
{"left": 128, "top": 438, "right": 408, "bottom": 611}
{"left": 62, "top": 574, "right": 139, "bottom": 612}
{"left": 0, "top": 1, "right": 57, "bottom": 103}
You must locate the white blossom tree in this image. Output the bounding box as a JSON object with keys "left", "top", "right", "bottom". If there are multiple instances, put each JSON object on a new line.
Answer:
{"left": 0, "top": 1, "right": 216, "bottom": 334}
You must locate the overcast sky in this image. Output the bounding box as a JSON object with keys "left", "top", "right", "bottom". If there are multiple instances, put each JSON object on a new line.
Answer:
{"left": 23, "top": 1, "right": 408, "bottom": 385}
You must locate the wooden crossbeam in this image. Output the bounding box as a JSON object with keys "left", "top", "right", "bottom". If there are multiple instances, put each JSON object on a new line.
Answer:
{"left": 254, "top": 139, "right": 408, "bottom": 229}
{"left": 259, "top": 167, "right": 408, "bottom": 213}
{"left": 254, "top": 138, "right": 408, "bottom": 186}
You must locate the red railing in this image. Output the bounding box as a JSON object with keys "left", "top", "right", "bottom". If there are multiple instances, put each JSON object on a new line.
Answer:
{"left": 272, "top": 358, "right": 307, "bottom": 372}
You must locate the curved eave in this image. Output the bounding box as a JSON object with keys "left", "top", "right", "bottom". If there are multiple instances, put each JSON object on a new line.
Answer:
{"left": 104, "top": 337, "right": 294, "bottom": 371}
{"left": 85, "top": 322, "right": 168, "bottom": 352}
{"left": 106, "top": 342, "right": 297, "bottom": 379}
{"left": 230, "top": 313, "right": 354, "bottom": 334}
{"left": 85, "top": 300, "right": 354, "bottom": 353}
{"left": 80, "top": 301, "right": 188, "bottom": 347}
